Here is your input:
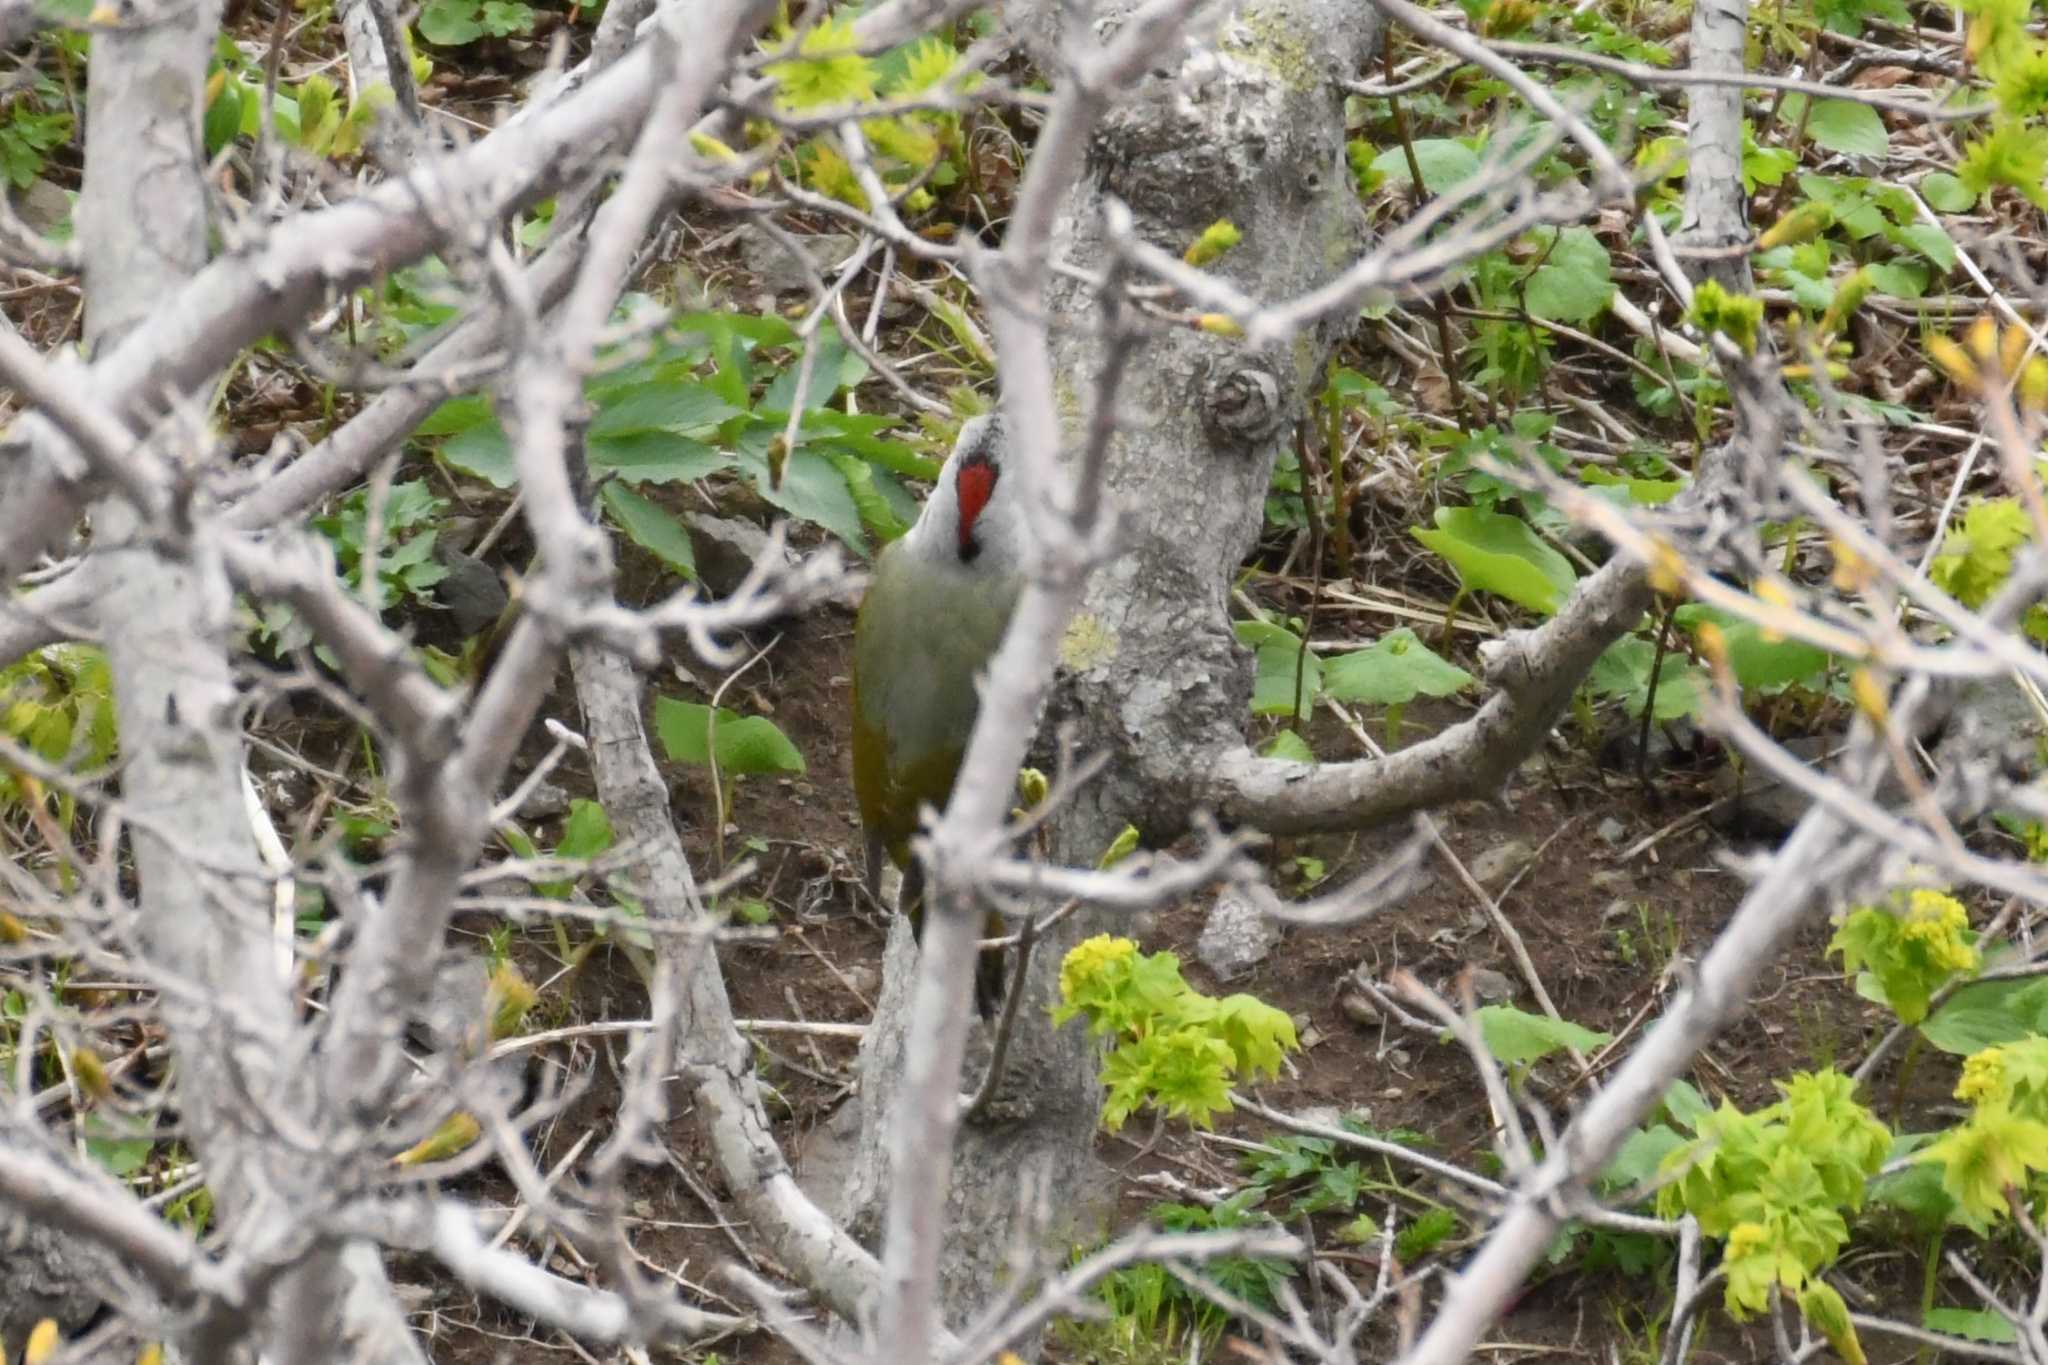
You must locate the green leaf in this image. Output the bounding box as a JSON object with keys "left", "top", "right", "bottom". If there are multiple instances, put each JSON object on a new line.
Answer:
{"left": 1864, "top": 261, "right": 1927, "bottom": 298}
{"left": 1097, "top": 824, "right": 1141, "bottom": 870}
{"left": 438, "top": 422, "right": 516, "bottom": 488}
{"left": 1919, "top": 171, "right": 1976, "bottom": 212}
{"left": 735, "top": 435, "right": 870, "bottom": 555}
{"left": 1587, "top": 636, "right": 1702, "bottom": 721}
{"left": 1674, "top": 605, "right": 1831, "bottom": 690}
{"left": 1664, "top": 1079, "right": 1713, "bottom": 1131}
{"left": 416, "top": 394, "right": 494, "bottom": 437}
{"left": 418, "top": 0, "right": 484, "bottom": 44}
{"left": 653, "top": 698, "right": 806, "bottom": 778}
{"left": 1921, "top": 978, "right": 2048, "bottom": 1055}
{"left": 555, "top": 798, "right": 614, "bottom": 862}
{"left": 82, "top": 1113, "right": 153, "bottom": 1178}
{"left": 1394, "top": 1207, "right": 1458, "bottom": 1261}
{"left": 1915, "top": 1103, "right": 2048, "bottom": 1227}
{"left": 204, "top": 74, "right": 243, "bottom": 156}
{"left": 1925, "top": 1308, "right": 2018, "bottom": 1344}
{"left": 1236, "top": 619, "right": 1322, "bottom": 718}
{"left": 1582, "top": 466, "right": 1684, "bottom": 505}
{"left": 588, "top": 382, "right": 741, "bottom": 438}
{"left": 1475, "top": 1005, "right": 1612, "bottom": 1064}
{"left": 1601, "top": 1123, "right": 1687, "bottom": 1189}
{"left": 1868, "top": 1138, "right": 1957, "bottom": 1227}
{"left": 826, "top": 450, "right": 910, "bottom": 542}
{"left": 1322, "top": 628, "right": 1474, "bottom": 705}
{"left": 589, "top": 432, "right": 731, "bottom": 485}
{"left": 536, "top": 798, "right": 614, "bottom": 898}
{"left": 1891, "top": 221, "right": 1957, "bottom": 272}
{"left": 1803, "top": 98, "right": 1890, "bottom": 158}
{"left": 600, "top": 483, "right": 696, "bottom": 579}
{"left": 1523, "top": 226, "right": 1615, "bottom": 325}
{"left": 1930, "top": 498, "right": 2032, "bottom": 610}
{"left": 1261, "top": 729, "right": 1315, "bottom": 763}
{"left": 762, "top": 16, "right": 877, "bottom": 110}
{"left": 1412, "top": 507, "right": 1576, "bottom": 615}
{"left": 1208, "top": 994, "right": 1298, "bottom": 1078}
{"left": 762, "top": 324, "right": 868, "bottom": 413}
{"left": 1369, "top": 138, "right": 1479, "bottom": 193}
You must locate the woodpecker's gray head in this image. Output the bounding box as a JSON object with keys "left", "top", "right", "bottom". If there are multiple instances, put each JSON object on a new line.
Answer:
{"left": 903, "top": 414, "right": 1024, "bottom": 572}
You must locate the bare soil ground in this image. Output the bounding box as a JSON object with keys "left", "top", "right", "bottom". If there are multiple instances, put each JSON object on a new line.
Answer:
{"left": 416, "top": 573, "right": 1954, "bottom": 1365}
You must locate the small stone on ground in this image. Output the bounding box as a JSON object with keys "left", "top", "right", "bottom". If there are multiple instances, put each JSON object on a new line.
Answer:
{"left": 1197, "top": 891, "right": 1279, "bottom": 981}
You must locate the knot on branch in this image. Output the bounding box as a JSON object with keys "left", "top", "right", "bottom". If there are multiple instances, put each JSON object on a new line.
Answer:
{"left": 1200, "top": 361, "right": 1287, "bottom": 449}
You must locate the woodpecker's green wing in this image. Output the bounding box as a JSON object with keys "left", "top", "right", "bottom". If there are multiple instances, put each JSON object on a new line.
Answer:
{"left": 850, "top": 540, "right": 1018, "bottom": 868}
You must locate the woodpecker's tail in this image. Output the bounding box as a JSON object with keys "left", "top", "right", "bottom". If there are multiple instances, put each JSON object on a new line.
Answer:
{"left": 901, "top": 867, "right": 1008, "bottom": 1019}
{"left": 974, "top": 930, "right": 1008, "bottom": 1021}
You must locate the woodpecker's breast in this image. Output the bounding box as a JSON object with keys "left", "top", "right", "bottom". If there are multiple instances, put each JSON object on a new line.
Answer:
{"left": 851, "top": 540, "right": 1021, "bottom": 851}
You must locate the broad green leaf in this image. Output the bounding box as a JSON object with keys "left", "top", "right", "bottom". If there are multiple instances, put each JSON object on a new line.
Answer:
{"left": 589, "top": 431, "right": 731, "bottom": 485}
{"left": 1587, "top": 637, "right": 1702, "bottom": 721}
{"left": 416, "top": 394, "right": 495, "bottom": 437}
{"left": 1891, "top": 221, "right": 1956, "bottom": 271}
{"left": 1369, "top": 138, "right": 1479, "bottom": 193}
{"left": 1868, "top": 1136, "right": 1957, "bottom": 1227}
{"left": 672, "top": 309, "right": 799, "bottom": 349}
{"left": 1412, "top": 507, "right": 1576, "bottom": 614}
{"left": 1209, "top": 994, "right": 1298, "bottom": 1078}
{"left": 1261, "top": 729, "right": 1315, "bottom": 763}
{"left": 1921, "top": 978, "right": 2048, "bottom": 1055}
{"left": 555, "top": 799, "right": 614, "bottom": 862}
{"left": 1600, "top": 1123, "right": 1686, "bottom": 1189}
{"left": 82, "top": 1114, "right": 153, "bottom": 1178}
{"left": 734, "top": 434, "right": 870, "bottom": 556}
{"left": 1804, "top": 98, "right": 1890, "bottom": 158}
{"left": 1925, "top": 1308, "right": 2018, "bottom": 1344}
{"left": 204, "top": 76, "right": 243, "bottom": 156}
{"left": 1664, "top": 1079, "right": 1713, "bottom": 1131}
{"left": 600, "top": 483, "right": 696, "bottom": 578}
{"left": 438, "top": 423, "right": 516, "bottom": 488}
{"left": 588, "top": 383, "right": 741, "bottom": 438}
{"left": 1798, "top": 173, "right": 1885, "bottom": 236}
{"left": 1322, "top": 628, "right": 1473, "bottom": 705}
{"left": 1582, "top": 466, "right": 1683, "bottom": 505}
{"left": 537, "top": 798, "right": 614, "bottom": 898}
{"left": 1523, "top": 226, "right": 1614, "bottom": 325}
{"left": 762, "top": 325, "right": 869, "bottom": 412}
{"left": 419, "top": 0, "right": 484, "bottom": 44}
{"left": 1236, "top": 619, "right": 1321, "bottom": 718}
{"left": 1475, "top": 1005, "right": 1612, "bottom": 1064}
{"left": 1919, "top": 171, "right": 1976, "bottom": 212}
{"left": 653, "top": 698, "right": 806, "bottom": 778}
{"left": 1674, "top": 605, "right": 1831, "bottom": 690}
{"left": 1864, "top": 261, "right": 1928, "bottom": 298}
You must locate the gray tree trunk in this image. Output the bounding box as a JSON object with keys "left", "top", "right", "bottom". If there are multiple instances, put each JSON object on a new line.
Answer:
{"left": 68, "top": 5, "right": 425, "bottom": 1357}
{"left": 843, "top": 0, "right": 1383, "bottom": 1329}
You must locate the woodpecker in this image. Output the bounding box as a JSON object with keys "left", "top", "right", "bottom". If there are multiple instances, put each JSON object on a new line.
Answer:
{"left": 850, "top": 415, "right": 1022, "bottom": 1016}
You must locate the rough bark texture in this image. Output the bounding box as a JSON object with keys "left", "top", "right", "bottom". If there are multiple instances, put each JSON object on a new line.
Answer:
{"left": 1677, "top": 0, "right": 1753, "bottom": 293}
{"left": 75, "top": 4, "right": 423, "bottom": 1357}
{"left": 842, "top": 0, "right": 1383, "bottom": 1330}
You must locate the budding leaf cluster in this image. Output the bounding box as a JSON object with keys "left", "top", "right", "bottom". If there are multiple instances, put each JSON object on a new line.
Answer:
{"left": 1917, "top": 1037, "right": 2048, "bottom": 1230}
{"left": 1656, "top": 1069, "right": 1891, "bottom": 1329}
{"left": 1829, "top": 888, "right": 1982, "bottom": 1027}
{"left": 1053, "top": 935, "right": 1298, "bottom": 1132}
